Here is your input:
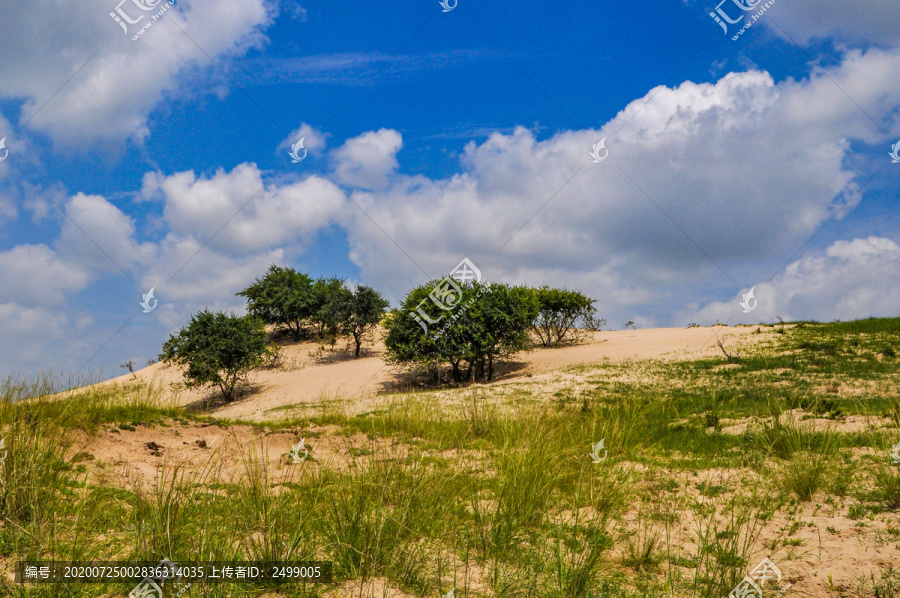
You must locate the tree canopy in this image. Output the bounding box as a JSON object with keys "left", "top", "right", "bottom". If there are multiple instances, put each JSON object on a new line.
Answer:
{"left": 159, "top": 310, "right": 269, "bottom": 402}
{"left": 385, "top": 281, "right": 538, "bottom": 381}
{"left": 236, "top": 265, "right": 314, "bottom": 340}
{"left": 309, "top": 276, "right": 346, "bottom": 340}
{"left": 323, "top": 285, "right": 390, "bottom": 357}
{"left": 531, "top": 286, "right": 597, "bottom": 346}
{"left": 170, "top": 262, "right": 603, "bottom": 390}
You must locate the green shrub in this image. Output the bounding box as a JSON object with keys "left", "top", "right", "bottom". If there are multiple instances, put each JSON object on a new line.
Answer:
{"left": 160, "top": 310, "right": 269, "bottom": 402}
{"left": 531, "top": 286, "right": 598, "bottom": 347}
{"left": 385, "top": 281, "right": 539, "bottom": 382}
{"left": 237, "top": 264, "right": 315, "bottom": 340}
{"left": 320, "top": 285, "right": 389, "bottom": 357}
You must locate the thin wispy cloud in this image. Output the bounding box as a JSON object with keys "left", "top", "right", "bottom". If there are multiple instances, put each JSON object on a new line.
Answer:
{"left": 235, "top": 48, "right": 497, "bottom": 87}
{"left": 423, "top": 122, "right": 548, "bottom": 140}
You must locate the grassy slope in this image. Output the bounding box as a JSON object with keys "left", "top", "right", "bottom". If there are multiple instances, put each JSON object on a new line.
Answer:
{"left": 1, "top": 319, "right": 899, "bottom": 597}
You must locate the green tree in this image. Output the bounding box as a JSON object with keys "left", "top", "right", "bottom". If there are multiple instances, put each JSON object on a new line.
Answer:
{"left": 236, "top": 265, "right": 313, "bottom": 341}
{"left": 383, "top": 282, "right": 468, "bottom": 381}
{"left": 531, "top": 286, "right": 598, "bottom": 347}
{"left": 324, "top": 285, "right": 390, "bottom": 357}
{"left": 383, "top": 285, "right": 445, "bottom": 379}
{"left": 467, "top": 283, "right": 539, "bottom": 379}
{"left": 309, "top": 276, "right": 346, "bottom": 339}
{"left": 385, "top": 281, "right": 538, "bottom": 382}
{"left": 159, "top": 310, "right": 269, "bottom": 402}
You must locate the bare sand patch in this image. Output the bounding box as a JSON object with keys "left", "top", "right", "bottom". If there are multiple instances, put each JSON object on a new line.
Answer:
{"left": 100, "top": 326, "right": 764, "bottom": 421}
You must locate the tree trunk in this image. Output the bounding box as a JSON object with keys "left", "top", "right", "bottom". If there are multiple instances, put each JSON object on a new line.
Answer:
{"left": 220, "top": 378, "right": 233, "bottom": 403}
{"left": 473, "top": 359, "right": 485, "bottom": 380}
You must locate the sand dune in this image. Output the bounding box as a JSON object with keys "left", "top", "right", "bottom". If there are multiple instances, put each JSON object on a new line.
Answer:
{"left": 107, "top": 325, "right": 765, "bottom": 420}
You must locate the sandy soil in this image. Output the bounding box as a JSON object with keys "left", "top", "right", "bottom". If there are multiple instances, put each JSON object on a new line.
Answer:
{"left": 104, "top": 326, "right": 762, "bottom": 421}
{"left": 76, "top": 325, "right": 769, "bottom": 494}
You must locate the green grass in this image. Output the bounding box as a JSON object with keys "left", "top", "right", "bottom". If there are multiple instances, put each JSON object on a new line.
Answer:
{"left": 1, "top": 318, "right": 899, "bottom": 596}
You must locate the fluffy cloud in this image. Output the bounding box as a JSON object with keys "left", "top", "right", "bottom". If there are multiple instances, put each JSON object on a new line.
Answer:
{"left": 0, "top": 189, "right": 153, "bottom": 313}
{"left": 0, "top": 303, "right": 69, "bottom": 370}
{"left": 2, "top": 163, "right": 346, "bottom": 324}
{"left": 688, "top": 237, "right": 900, "bottom": 324}
{"left": 278, "top": 123, "right": 328, "bottom": 157}
{"left": 0, "top": 0, "right": 273, "bottom": 145}
{"left": 0, "top": 236, "right": 95, "bottom": 375}
{"left": 342, "top": 47, "right": 900, "bottom": 313}
{"left": 57, "top": 192, "right": 157, "bottom": 274}
{"left": 331, "top": 129, "right": 403, "bottom": 189}
{"left": 145, "top": 163, "right": 346, "bottom": 255}
{"left": 139, "top": 236, "right": 284, "bottom": 324}
{"left": 762, "top": 0, "right": 900, "bottom": 46}
{"left": 0, "top": 188, "right": 160, "bottom": 374}
{"left": 0, "top": 244, "right": 90, "bottom": 306}
{"left": 0, "top": 165, "right": 346, "bottom": 373}
{"left": 689, "top": 0, "right": 900, "bottom": 46}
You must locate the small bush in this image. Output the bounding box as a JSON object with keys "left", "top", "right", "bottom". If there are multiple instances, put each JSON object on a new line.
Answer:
{"left": 159, "top": 310, "right": 269, "bottom": 402}
{"left": 531, "top": 286, "right": 597, "bottom": 347}
{"left": 237, "top": 265, "right": 315, "bottom": 341}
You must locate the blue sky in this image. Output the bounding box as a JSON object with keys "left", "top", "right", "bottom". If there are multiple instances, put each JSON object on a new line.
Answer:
{"left": 0, "top": 0, "right": 899, "bottom": 381}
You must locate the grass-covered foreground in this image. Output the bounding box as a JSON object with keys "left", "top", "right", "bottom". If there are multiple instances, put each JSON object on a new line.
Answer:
{"left": 1, "top": 319, "right": 900, "bottom": 597}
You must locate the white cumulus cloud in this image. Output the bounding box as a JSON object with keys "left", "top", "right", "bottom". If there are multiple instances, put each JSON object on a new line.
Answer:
{"left": 331, "top": 129, "right": 403, "bottom": 190}
{"left": 278, "top": 122, "right": 328, "bottom": 158}
{"left": 145, "top": 163, "right": 347, "bottom": 254}
{"left": 687, "top": 237, "right": 900, "bottom": 324}
{"left": 764, "top": 0, "right": 900, "bottom": 46}
{"left": 0, "top": 0, "right": 273, "bottom": 145}
{"left": 342, "top": 48, "right": 900, "bottom": 314}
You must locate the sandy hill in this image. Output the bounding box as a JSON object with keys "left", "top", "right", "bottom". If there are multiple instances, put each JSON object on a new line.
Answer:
{"left": 22, "top": 322, "right": 899, "bottom": 598}
{"left": 107, "top": 325, "right": 762, "bottom": 421}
